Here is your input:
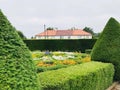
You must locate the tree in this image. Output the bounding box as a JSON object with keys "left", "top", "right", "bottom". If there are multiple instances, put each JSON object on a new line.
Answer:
{"left": 17, "top": 30, "right": 26, "bottom": 39}
{"left": 67, "top": 27, "right": 79, "bottom": 30}
{"left": 46, "top": 27, "right": 54, "bottom": 30}
{"left": 91, "top": 17, "right": 120, "bottom": 81}
{"left": 93, "top": 32, "right": 101, "bottom": 39}
{"left": 83, "top": 27, "right": 94, "bottom": 35}
{"left": 0, "top": 10, "right": 40, "bottom": 89}
{"left": 46, "top": 27, "right": 58, "bottom": 30}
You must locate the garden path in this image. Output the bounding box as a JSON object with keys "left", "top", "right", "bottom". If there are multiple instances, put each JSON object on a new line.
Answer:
{"left": 107, "top": 82, "right": 120, "bottom": 90}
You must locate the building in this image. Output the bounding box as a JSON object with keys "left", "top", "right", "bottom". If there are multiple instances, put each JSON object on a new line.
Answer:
{"left": 35, "top": 29, "right": 92, "bottom": 39}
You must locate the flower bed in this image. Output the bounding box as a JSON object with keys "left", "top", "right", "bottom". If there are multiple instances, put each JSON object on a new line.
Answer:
{"left": 31, "top": 51, "right": 91, "bottom": 72}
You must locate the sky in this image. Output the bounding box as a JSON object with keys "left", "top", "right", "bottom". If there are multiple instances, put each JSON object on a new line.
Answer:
{"left": 0, "top": 0, "right": 120, "bottom": 38}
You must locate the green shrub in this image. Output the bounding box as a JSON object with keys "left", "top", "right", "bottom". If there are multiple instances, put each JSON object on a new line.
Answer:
{"left": 0, "top": 10, "right": 40, "bottom": 89}
{"left": 38, "top": 62, "right": 114, "bottom": 90}
{"left": 91, "top": 17, "right": 120, "bottom": 81}
{"left": 85, "top": 49, "right": 92, "bottom": 54}
{"left": 37, "top": 64, "right": 68, "bottom": 73}
{"left": 24, "top": 39, "right": 97, "bottom": 52}
{"left": 37, "top": 67, "right": 47, "bottom": 72}
{"left": 44, "top": 60, "right": 54, "bottom": 64}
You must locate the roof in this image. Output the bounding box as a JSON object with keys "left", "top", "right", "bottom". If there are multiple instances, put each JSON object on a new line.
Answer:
{"left": 35, "top": 30, "right": 92, "bottom": 36}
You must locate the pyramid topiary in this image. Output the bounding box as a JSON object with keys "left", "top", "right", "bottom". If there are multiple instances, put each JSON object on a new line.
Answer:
{"left": 0, "top": 10, "right": 40, "bottom": 89}
{"left": 91, "top": 17, "right": 120, "bottom": 81}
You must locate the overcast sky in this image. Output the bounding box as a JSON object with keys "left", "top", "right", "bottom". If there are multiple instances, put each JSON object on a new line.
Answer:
{"left": 0, "top": 0, "right": 120, "bottom": 38}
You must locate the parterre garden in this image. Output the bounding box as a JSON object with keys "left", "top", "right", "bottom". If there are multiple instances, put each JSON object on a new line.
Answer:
{"left": 32, "top": 51, "right": 91, "bottom": 73}
{"left": 31, "top": 51, "right": 114, "bottom": 90}
{"left": 0, "top": 9, "right": 120, "bottom": 90}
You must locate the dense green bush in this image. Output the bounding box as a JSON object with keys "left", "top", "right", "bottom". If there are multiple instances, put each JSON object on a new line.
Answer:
{"left": 24, "top": 39, "right": 96, "bottom": 52}
{"left": 85, "top": 49, "right": 92, "bottom": 54}
{"left": 37, "top": 64, "right": 68, "bottom": 73}
{"left": 38, "top": 62, "right": 114, "bottom": 90}
{"left": 91, "top": 17, "right": 120, "bottom": 81}
{"left": 0, "top": 10, "right": 40, "bottom": 89}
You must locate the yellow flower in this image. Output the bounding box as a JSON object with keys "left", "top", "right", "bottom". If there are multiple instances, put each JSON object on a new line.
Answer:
{"left": 62, "top": 60, "right": 76, "bottom": 65}
{"left": 81, "top": 56, "right": 91, "bottom": 63}
{"left": 32, "top": 53, "right": 37, "bottom": 58}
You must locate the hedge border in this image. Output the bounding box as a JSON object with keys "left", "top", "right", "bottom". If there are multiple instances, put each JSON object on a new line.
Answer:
{"left": 38, "top": 61, "right": 114, "bottom": 90}
{"left": 24, "top": 39, "right": 97, "bottom": 52}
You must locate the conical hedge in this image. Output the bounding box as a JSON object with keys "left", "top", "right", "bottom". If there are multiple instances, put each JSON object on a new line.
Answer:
{"left": 91, "top": 17, "right": 120, "bottom": 81}
{"left": 0, "top": 10, "right": 40, "bottom": 89}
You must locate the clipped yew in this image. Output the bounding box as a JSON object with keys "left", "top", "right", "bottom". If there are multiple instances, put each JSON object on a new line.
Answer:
{"left": 91, "top": 17, "right": 120, "bottom": 81}
{"left": 0, "top": 10, "right": 40, "bottom": 89}
{"left": 39, "top": 62, "right": 114, "bottom": 90}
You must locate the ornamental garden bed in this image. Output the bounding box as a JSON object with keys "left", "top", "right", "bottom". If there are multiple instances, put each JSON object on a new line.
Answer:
{"left": 31, "top": 51, "right": 90, "bottom": 72}
{"left": 31, "top": 51, "right": 114, "bottom": 90}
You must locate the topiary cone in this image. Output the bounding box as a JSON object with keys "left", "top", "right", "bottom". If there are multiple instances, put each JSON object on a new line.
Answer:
{"left": 91, "top": 17, "right": 120, "bottom": 81}
{"left": 0, "top": 10, "right": 40, "bottom": 89}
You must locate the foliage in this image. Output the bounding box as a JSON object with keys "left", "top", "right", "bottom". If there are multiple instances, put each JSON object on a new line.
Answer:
{"left": 61, "top": 60, "right": 76, "bottom": 65}
{"left": 38, "top": 62, "right": 114, "bottom": 90}
{"left": 0, "top": 10, "right": 40, "bottom": 90}
{"left": 32, "top": 51, "right": 89, "bottom": 61}
{"left": 83, "top": 27, "right": 94, "bottom": 35}
{"left": 32, "top": 51, "right": 45, "bottom": 59}
{"left": 32, "top": 51, "right": 91, "bottom": 72}
{"left": 36, "top": 60, "right": 77, "bottom": 73}
{"left": 85, "top": 49, "right": 92, "bottom": 54}
{"left": 81, "top": 56, "right": 91, "bottom": 62}
{"left": 83, "top": 27, "right": 101, "bottom": 39}
{"left": 91, "top": 17, "right": 120, "bottom": 81}
{"left": 17, "top": 30, "right": 26, "bottom": 39}
{"left": 46, "top": 27, "right": 54, "bottom": 30}
{"left": 24, "top": 39, "right": 97, "bottom": 52}
{"left": 93, "top": 32, "right": 101, "bottom": 39}
{"left": 36, "top": 64, "right": 68, "bottom": 72}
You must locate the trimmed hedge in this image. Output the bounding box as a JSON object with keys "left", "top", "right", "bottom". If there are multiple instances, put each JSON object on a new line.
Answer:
{"left": 0, "top": 10, "right": 40, "bottom": 89}
{"left": 91, "top": 17, "right": 120, "bottom": 81}
{"left": 85, "top": 49, "right": 92, "bottom": 54}
{"left": 37, "top": 64, "right": 68, "bottom": 73}
{"left": 38, "top": 62, "right": 114, "bottom": 90}
{"left": 24, "top": 39, "right": 96, "bottom": 52}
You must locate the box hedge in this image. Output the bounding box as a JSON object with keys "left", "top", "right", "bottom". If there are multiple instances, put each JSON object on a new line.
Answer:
{"left": 38, "top": 62, "right": 114, "bottom": 90}
{"left": 24, "top": 39, "right": 96, "bottom": 52}
{"left": 91, "top": 17, "right": 120, "bottom": 81}
{"left": 0, "top": 10, "right": 40, "bottom": 89}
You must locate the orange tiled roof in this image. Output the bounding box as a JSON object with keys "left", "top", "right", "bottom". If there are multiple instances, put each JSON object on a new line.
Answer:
{"left": 35, "top": 30, "right": 91, "bottom": 36}
{"left": 72, "top": 30, "right": 91, "bottom": 35}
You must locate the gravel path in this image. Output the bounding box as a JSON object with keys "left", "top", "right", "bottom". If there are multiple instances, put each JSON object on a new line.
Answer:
{"left": 107, "top": 82, "right": 120, "bottom": 90}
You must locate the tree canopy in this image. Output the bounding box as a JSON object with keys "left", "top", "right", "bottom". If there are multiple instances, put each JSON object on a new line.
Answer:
{"left": 83, "top": 27, "right": 94, "bottom": 35}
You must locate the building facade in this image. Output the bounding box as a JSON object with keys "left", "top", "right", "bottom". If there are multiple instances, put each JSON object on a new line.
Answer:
{"left": 35, "top": 30, "right": 92, "bottom": 39}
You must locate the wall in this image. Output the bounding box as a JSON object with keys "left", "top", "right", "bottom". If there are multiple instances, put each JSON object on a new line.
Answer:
{"left": 35, "top": 35, "right": 92, "bottom": 39}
